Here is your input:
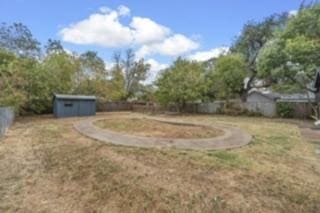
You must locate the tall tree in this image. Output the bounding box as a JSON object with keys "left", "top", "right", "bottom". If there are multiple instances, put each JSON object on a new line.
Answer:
{"left": 155, "top": 58, "right": 206, "bottom": 111}
{"left": 45, "top": 39, "right": 65, "bottom": 55}
{"left": 257, "top": 3, "right": 320, "bottom": 93}
{"left": 208, "top": 54, "right": 247, "bottom": 100}
{"left": 0, "top": 49, "right": 27, "bottom": 110}
{"left": 109, "top": 52, "right": 126, "bottom": 100}
{"left": 231, "top": 13, "right": 289, "bottom": 96}
{"left": 0, "top": 23, "right": 40, "bottom": 58}
{"left": 122, "top": 49, "right": 150, "bottom": 99}
{"left": 79, "top": 51, "right": 106, "bottom": 80}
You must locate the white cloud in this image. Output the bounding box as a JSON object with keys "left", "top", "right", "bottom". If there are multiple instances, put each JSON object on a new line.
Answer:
{"left": 130, "top": 17, "right": 170, "bottom": 44}
{"left": 188, "top": 47, "right": 229, "bottom": 61}
{"left": 60, "top": 6, "right": 133, "bottom": 47}
{"left": 118, "top": 5, "right": 130, "bottom": 16}
{"left": 137, "top": 34, "right": 199, "bottom": 58}
{"left": 99, "top": 6, "right": 111, "bottom": 14}
{"left": 60, "top": 5, "right": 199, "bottom": 57}
{"left": 145, "top": 59, "right": 169, "bottom": 83}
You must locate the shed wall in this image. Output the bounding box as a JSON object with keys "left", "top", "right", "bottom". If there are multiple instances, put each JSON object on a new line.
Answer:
{"left": 54, "top": 98, "right": 96, "bottom": 118}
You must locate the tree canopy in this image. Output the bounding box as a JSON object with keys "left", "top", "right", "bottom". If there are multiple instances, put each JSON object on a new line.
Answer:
{"left": 155, "top": 58, "right": 206, "bottom": 111}
{"left": 1, "top": 3, "right": 320, "bottom": 114}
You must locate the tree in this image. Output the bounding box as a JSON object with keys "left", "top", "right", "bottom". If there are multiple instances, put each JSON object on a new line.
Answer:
{"left": 0, "top": 49, "right": 27, "bottom": 110}
{"left": 122, "top": 49, "right": 150, "bottom": 99}
{"left": 208, "top": 54, "right": 247, "bottom": 100}
{"left": 79, "top": 51, "right": 107, "bottom": 80}
{"left": 231, "top": 13, "right": 289, "bottom": 96}
{"left": 74, "top": 51, "right": 112, "bottom": 100}
{"left": 45, "top": 39, "right": 65, "bottom": 55}
{"left": 0, "top": 23, "right": 40, "bottom": 58}
{"left": 26, "top": 52, "right": 80, "bottom": 113}
{"left": 257, "top": 4, "right": 320, "bottom": 93}
{"left": 109, "top": 52, "right": 126, "bottom": 100}
{"left": 256, "top": 3, "right": 320, "bottom": 123}
{"left": 109, "top": 49, "right": 150, "bottom": 100}
{"left": 155, "top": 58, "right": 206, "bottom": 111}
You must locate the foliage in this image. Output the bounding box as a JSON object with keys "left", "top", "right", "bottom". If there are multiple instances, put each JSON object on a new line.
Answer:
{"left": 257, "top": 4, "right": 320, "bottom": 93}
{"left": 2, "top": 3, "right": 320, "bottom": 115}
{"left": 0, "top": 49, "right": 27, "bottom": 110}
{"left": 155, "top": 58, "right": 206, "bottom": 111}
{"left": 0, "top": 22, "right": 149, "bottom": 113}
{"left": 231, "top": 13, "right": 289, "bottom": 94}
{"left": 0, "top": 23, "right": 40, "bottom": 58}
{"left": 109, "top": 55, "right": 126, "bottom": 100}
{"left": 45, "top": 39, "right": 65, "bottom": 55}
{"left": 276, "top": 102, "right": 294, "bottom": 118}
{"left": 121, "top": 49, "right": 150, "bottom": 99}
{"left": 207, "top": 54, "right": 247, "bottom": 100}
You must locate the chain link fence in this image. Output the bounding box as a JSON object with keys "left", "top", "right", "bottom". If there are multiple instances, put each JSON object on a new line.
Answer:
{"left": 0, "top": 107, "right": 14, "bottom": 138}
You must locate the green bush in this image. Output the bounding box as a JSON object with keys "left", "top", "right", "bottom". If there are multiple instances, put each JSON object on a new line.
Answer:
{"left": 277, "top": 102, "right": 294, "bottom": 118}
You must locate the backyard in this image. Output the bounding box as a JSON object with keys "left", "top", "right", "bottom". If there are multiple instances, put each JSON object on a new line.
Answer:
{"left": 0, "top": 112, "right": 319, "bottom": 212}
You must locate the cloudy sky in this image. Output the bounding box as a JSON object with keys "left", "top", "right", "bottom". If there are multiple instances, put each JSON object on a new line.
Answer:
{"left": 1, "top": 0, "right": 301, "bottom": 81}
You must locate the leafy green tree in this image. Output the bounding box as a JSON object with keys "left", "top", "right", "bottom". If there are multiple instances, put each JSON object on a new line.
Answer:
{"left": 257, "top": 4, "right": 320, "bottom": 93}
{"left": 0, "top": 23, "right": 40, "bottom": 58}
{"left": 109, "top": 52, "right": 126, "bottom": 100}
{"left": 26, "top": 52, "right": 80, "bottom": 113}
{"left": 122, "top": 49, "right": 150, "bottom": 99}
{"left": 231, "top": 13, "right": 289, "bottom": 94}
{"left": 75, "top": 51, "right": 110, "bottom": 100}
{"left": 208, "top": 54, "right": 247, "bottom": 100}
{"left": 0, "top": 49, "right": 27, "bottom": 110}
{"left": 45, "top": 39, "right": 65, "bottom": 55}
{"left": 155, "top": 58, "right": 206, "bottom": 111}
{"left": 109, "top": 49, "right": 150, "bottom": 100}
{"left": 79, "top": 51, "right": 107, "bottom": 80}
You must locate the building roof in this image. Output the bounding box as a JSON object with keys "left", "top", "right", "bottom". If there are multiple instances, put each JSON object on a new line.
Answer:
{"left": 277, "top": 93, "right": 315, "bottom": 102}
{"left": 248, "top": 91, "right": 316, "bottom": 103}
{"left": 248, "top": 91, "right": 280, "bottom": 101}
{"left": 54, "top": 94, "right": 96, "bottom": 100}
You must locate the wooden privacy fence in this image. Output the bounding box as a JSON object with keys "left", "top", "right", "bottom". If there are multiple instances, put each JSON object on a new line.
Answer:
{"left": 0, "top": 107, "right": 14, "bottom": 138}
{"left": 97, "top": 101, "right": 133, "bottom": 112}
{"left": 97, "top": 101, "right": 164, "bottom": 113}
{"left": 97, "top": 100, "right": 313, "bottom": 118}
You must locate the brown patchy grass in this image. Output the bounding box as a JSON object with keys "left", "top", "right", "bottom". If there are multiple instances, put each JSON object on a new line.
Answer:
{"left": 0, "top": 112, "right": 319, "bottom": 213}
{"left": 94, "top": 117, "right": 224, "bottom": 139}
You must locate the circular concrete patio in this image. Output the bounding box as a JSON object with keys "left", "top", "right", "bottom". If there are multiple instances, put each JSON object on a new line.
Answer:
{"left": 74, "top": 115, "right": 252, "bottom": 150}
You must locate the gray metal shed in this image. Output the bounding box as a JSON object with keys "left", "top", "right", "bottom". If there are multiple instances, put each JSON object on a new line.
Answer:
{"left": 53, "top": 94, "right": 96, "bottom": 118}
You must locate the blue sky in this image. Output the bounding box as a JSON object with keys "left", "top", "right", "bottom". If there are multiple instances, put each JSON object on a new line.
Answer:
{"left": 0, "top": 0, "right": 302, "bottom": 80}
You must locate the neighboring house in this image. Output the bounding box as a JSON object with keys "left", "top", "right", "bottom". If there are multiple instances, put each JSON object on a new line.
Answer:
{"left": 277, "top": 93, "right": 315, "bottom": 103}
{"left": 246, "top": 91, "right": 279, "bottom": 117}
{"left": 246, "top": 91, "right": 315, "bottom": 118}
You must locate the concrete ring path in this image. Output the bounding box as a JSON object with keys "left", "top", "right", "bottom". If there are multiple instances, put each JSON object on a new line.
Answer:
{"left": 74, "top": 115, "right": 252, "bottom": 150}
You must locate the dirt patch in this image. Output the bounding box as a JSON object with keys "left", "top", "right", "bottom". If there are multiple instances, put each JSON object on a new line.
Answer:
{"left": 94, "top": 117, "right": 224, "bottom": 139}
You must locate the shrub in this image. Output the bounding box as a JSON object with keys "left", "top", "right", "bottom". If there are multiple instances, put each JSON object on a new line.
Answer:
{"left": 277, "top": 102, "right": 294, "bottom": 118}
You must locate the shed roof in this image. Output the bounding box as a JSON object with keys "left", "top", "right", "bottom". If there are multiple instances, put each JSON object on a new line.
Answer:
{"left": 54, "top": 94, "right": 96, "bottom": 100}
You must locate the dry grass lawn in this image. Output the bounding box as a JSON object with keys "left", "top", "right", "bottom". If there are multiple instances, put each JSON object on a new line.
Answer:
{"left": 94, "top": 117, "right": 224, "bottom": 138}
{"left": 0, "top": 112, "right": 319, "bottom": 213}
